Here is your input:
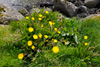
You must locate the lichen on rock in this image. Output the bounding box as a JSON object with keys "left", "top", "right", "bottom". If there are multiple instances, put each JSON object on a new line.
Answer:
{"left": 0, "top": 13, "right": 3, "bottom": 18}
{"left": 0, "top": 6, "right": 5, "bottom": 12}
{"left": 0, "top": 4, "right": 24, "bottom": 24}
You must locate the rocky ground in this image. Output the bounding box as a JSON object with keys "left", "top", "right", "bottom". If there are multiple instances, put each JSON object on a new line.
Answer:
{"left": 0, "top": 0, "right": 100, "bottom": 24}
{"left": 39, "top": 0, "right": 100, "bottom": 17}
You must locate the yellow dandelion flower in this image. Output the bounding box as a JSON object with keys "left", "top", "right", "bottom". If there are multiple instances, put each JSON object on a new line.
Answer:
{"left": 54, "top": 28, "right": 57, "bottom": 31}
{"left": 9, "top": 40, "right": 12, "bottom": 42}
{"left": 6, "top": 32, "right": 8, "bottom": 36}
{"left": 17, "top": 21, "right": 19, "bottom": 23}
{"left": 18, "top": 53, "right": 24, "bottom": 60}
{"left": 63, "top": 40, "right": 65, "bottom": 42}
{"left": 52, "top": 46, "right": 59, "bottom": 53}
{"left": 54, "top": 39, "right": 57, "bottom": 43}
{"left": 46, "top": 40, "right": 48, "bottom": 42}
{"left": 26, "top": 16, "right": 29, "bottom": 19}
{"left": 39, "top": 34, "right": 42, "bottom": 38}
{"left": 84, "top": 36, "right": 88, "bottom": 39}
{"left": 85, "top": 43, "right": 88, "bottom": 46}
{"left": 28, "top": 27, "right": 34, "bottom": 32}
{"left": 27, "top": 41, "right": 32, "bottom": 46}
{"left": 33, "top": 35, "right": 38, "bottom": 39}
{"left": 38, "top": 18, "right": 42, "bottom": 21}
{"left": 32, "top": 45, "right": 35, "bottom": 50}
{"left": 41, "top": 24, "right": 43, "bottom": 27}
{"left": 45, "top": 11, "right": 49, "bottom": 14}
{"left": 57, "top": 31, "right": 61, "bottom": 34}
{"left": 52, "top": 39, "right": 54, "bottom": 41}
{"left": 49, "top": 21, "right": 53, "bottom": 25}
{"left": 39, "top": 14, "right": 43, "bottom": 17}
{"left": 53, "top": 22, "right": 55, "bottom": 25}
{"left": 44, "top": 35, "right": 48, "bottom": 38}
{"left": 32, "top": 17, "right": 35, "bottom": 20}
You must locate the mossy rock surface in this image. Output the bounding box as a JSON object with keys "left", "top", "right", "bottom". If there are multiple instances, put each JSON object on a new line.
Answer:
{"left": 0, "top": 6, "right": 5, "bottom": 12}
{"left": 0, "top": 13, "right": 3, "bottom": 17}
{"left": 0, "top": 4, "right": 24, "bottom": 24}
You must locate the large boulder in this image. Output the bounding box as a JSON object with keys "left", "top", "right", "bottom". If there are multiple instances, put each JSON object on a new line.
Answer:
{"left": 0, "top": 0, "right": 35, "bottom": 11}
{"left": 0, "top": 0, "right": 53, "bottom": 11}
{"left": 53, "top": 0, "right": 77, "bottom": 17}
{"left": 0, "top": 4, "right": 24, "bottom": 24}
{"left": 67, "top": 0, "right": 85, "bottom": 6}
{"left": 0, "top": 0, "right": 53, "bottom": 16}
{"left": 85, "top": 0, "right": 100, "bottom": 8}
{"left": 76, "top": 6, "right": 88, "bottom": 17}
{"left": 85, "top": 14, "right": 100, "bottom": 19}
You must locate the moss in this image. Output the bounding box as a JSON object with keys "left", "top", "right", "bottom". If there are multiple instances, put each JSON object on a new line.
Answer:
{"left": 5, "top": 15, "right": 11, "bottom": 17}
{"left": 18, "top": 8, "right": 28, "bottom": 16}
{"left": 0, "top": 7, "right": 5, "bottom": 12}
{"left": 0, "top": 13, "right": 3, "bottom": 18}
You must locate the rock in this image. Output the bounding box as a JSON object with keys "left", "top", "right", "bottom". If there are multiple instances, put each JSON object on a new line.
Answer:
{"left": 40, "top": 2, "right": 53, "bottom": 8}
{"left": 67, "top": 0, "right": 85, "bottom": 6}
{"left": 0, "top": 4, "right": 24, "bottom": 24}
{"left": 0, "top": 0, "right": 41, "bottom": 11}
{"left": 18, "top": 7, "right": 29, "bottom": 16}
{"left": 0, "top": 0, "right": 54, "bottom": 11}
{"left": 76, "top": 6, "right": 88, "bottom": 14}
{"left": 43, "top": 8, "right": 52, "bottom": 12}
{"left": 53, "top": 0, "right": 77, "bottom": 17}
{"left": 0, "top": 0, "right": 100, "bottom": 18}
{"left": 74, "top": 0, "right": 84, "bottom": 6}
{"left": 30, "top": 8, "right": 40, "bottom": 14}
{"left": 88, "top": 8, "right": 98, "bottom": 14}
{"left": 30, "top": 8, "right": 52, "bottom": 14}
{"left": 76, "top": 6, "right": 88, "bottom": 17}
{"left": 85, "top": 14, "right": 100, "bottom": 19}
{"left": 85, "top": 0, "right": 100, "bottom": 8}
{"left": 0, "top": 0, "right": 54, "bottom": 15}
{"left": 77, "top": 13, "right": 88, "bottom": 18}
{"left": 11, "top": 0, "right": 34, "bottom": 11}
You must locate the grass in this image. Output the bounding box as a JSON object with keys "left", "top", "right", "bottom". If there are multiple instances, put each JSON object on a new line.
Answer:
{"left": 79, "top": 17, "right": 100, "bottom": 53}
{"left": 0, "top": 25, "right": 11, "bottom": 45}
{"left": 80, "top": 18, "right": 100, "bottom": 45}
{"left": 0, "top": 46, "right": 23, "bottom": 67}
{"left": 0, "top": 13, "right": 100, "bottom": 67}
{"left": 0, "top": 25, "right": 24, "bottom": 67}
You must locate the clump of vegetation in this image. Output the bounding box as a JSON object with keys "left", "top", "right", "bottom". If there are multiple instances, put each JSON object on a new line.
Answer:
{"left": 10, "top": 9, "right": 79, "bottom": 63}
{"left": 0, "top": 8, "right": 100, "bottom": 67}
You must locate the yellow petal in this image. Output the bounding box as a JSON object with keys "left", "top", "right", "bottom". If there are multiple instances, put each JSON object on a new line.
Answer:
{"left": 18, "top": 53, "right": 24, "bottom": 60}
{"left": 32, "top": 45, "right": 35, "bottom": 50}
{"left": 52, "top": 46, "right": 59, "bottom": 53}
{"left": 33, "top": 35, "right": 38, "bottom": 39}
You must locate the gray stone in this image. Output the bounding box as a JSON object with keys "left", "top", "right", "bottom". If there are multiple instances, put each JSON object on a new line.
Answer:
{"left": 0, "top": 0, "right": 39, "bottom": 11}
{"left": 84, "top": 14, "right": 100, "bottom": 19}
{"left": 77, "top": 13, "right": 88, "bottom": 18}
{"left": 30, "top": 8, "right": 41, "bottom": 14}
{"left": 76, "top": 6, "right": 88, "bottom": 17}
{"left": 30, "top": 8, "right": 52, "bottom": 14}
{"left": 0, "top": 0, "right": 53, "bottom": 11}
{"left": 53, "top": 0, "right": 77, "bottom": 17}
{"left": 0, "top": 4, "right": 24, "bottom": 24}
{"left": 18, "top": 7, "right": 29, "bottom": 16}
{"left": 67, "top": 0, "right": 84, "bottom": 6}
{"left": 88, "top": 8, "right": 98, "bottom": 14}
{"left": 85, "top": 0, "right": 100, "bottom": 8}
